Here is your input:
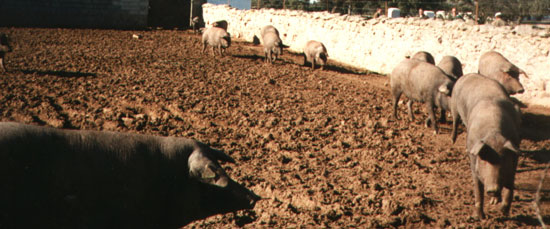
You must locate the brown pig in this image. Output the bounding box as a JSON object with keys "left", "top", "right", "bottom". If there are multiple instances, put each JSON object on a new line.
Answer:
{"left": 260, "top": 25, "right": 279, "bottom": 37}
{"left": 450, "top": 73, "right": 521, "bottom": 219}
{"left": 212, "top": 20, "right": 228, "bottom": 31}
{"left": 478, "top": 51, "right": 528, "bottom": 94}
{"left": 303, "top": 40, "right": 328, "bottom": 70}
{"left": 390, "top": 59, "right": 454, "bottom": 134}
{"left": 433, "top": 55, "right": 464, "bottom": 123}
{"left": 261, "top": 25, "right": 284, "bottom": 63}
{"left": 202, "top": 27, "right": 231, "bottom": 56}
{"left": 191, "top": 16, "right": 201, "bottom": 34}
{"left": 437, "top": 55, "right": 463, "bottom": 80}
{"left": 411, "top": 51, "right": 435, "bottom": 64}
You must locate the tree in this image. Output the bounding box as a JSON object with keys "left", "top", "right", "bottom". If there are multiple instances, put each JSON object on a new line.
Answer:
{"left": 286, "top": 0, "right": 310, "bottom": 10}
{"left": 251, "top": 0, "right": 550, "bottom": 21}
{"left": 470, "top": 0, "right": 550, "bottom": 22}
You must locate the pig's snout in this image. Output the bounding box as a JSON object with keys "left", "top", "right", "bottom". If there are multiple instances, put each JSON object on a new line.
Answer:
{"left": 228, "top": 180, "right": 261, "bottom": 208}
{"left": 509, "top": 86, "right": 524, "bottom": 95}
{"left": 247, "top": 190, "right": 261, "bottom": 206}
{"left": 516, "top": 87, "right": 525, "bottom": 94}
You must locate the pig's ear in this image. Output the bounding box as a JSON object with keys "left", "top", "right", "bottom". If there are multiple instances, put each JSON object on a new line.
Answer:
{"left": 470, "top": 141, "right": 486, "bottom": 156}
{"left": 209, "top": 148, "right": 236, "bottom": 164}
{"left": 201, "top": 165, "right": 217, "bottom": 179}
{"left": 472, "top": 141, "right": 501, "bottom": 164}
{"left": 491, "top": 71, "right": 507, "bottom": 80}
{"left": 503, "top": 140, "right": 519, "bottom": 154}
{"left": 438, "top": 83, "right": 451, "bottom": 95}
{"left": 519, "top": 68, "right": 529, "bottom": 79}
{"left": 188, "top": 151, "right": 230, "bottom": 187}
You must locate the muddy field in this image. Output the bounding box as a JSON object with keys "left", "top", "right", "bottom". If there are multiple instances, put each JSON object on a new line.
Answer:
{"left": 0, "top": 28, "right": 549, "bottom": 228}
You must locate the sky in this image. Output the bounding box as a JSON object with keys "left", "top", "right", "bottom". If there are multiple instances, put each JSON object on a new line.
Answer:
{"left": 208, "top": 0, "right": 251, "bottom": 10}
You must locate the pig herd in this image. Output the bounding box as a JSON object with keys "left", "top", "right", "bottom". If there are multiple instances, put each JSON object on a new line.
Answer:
{"left": 202, "top": 21, "right": 329, "bottom": 69}
{"left": 0, "top": 21, "right": 533, "bottom": 227}
{"left": 392, "top": 50, "right": 527, "bottom": 219}
{"left": 201, "top": 20, "right": 531, "bottom": 221}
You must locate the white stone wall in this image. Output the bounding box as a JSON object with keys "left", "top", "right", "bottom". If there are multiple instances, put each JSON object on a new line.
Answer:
{"left": 203, "top": 3, "right": 550, "bottom": 107}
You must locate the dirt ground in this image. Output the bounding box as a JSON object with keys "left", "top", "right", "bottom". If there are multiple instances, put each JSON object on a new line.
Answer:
{"left": 0, "top": 28, "right": 549, "bottom": 228}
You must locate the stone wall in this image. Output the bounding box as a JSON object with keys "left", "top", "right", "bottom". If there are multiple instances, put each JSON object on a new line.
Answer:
{"left": 0, "top": 0, "right": 148, "bottom": 29}
{"left": 203, "top": 3, "right": 550, "bottom": 107}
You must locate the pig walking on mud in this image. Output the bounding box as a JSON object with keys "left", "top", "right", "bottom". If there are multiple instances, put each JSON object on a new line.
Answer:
{"left": 260, "top": 25, "right": 279, "bottom": 37}
{"left": 303, "top": 40, "right": 328, "bottom": 70}
{"left": 0, "top": 122, "right": 259, "bottom": 228}
{"left": 261, "top": 25, "right": 284, "bottom": 63}
{"left": 390, "top": 59, "right": 454, "bottom": 134}
{"left": 191, "top": 16, "right": 201, "bottom": 34}
{"left": 450, "top": 74, "right": 521, "bottom": 219}
{"left": 0, "top": 33, "right": 12, "bottom": 72}
{"left": 411, "top": 51, "right": 435, "bottom": 64}
{"left": 478, "top": 51, "right": 529, "bottom": 95}
{"left": 212, "top": 20, "right": 228, "bottom": 31}
{"left": 202, "top": 27, "right": 231, "bottom": 56}
{"left": 435, "top": 56, "right": 463, "bottom": 123}
{"left": 434, "top": 55, "right": 464, "bottom": 123}
{"left": 437, "top": 55, "right": 463, "bottom": 80}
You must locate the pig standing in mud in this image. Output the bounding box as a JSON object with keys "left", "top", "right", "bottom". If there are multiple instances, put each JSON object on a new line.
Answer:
{"left": 450, "top": 74, "right": 520, "bottom": 219}
{"left": 437, "top": 55, "right": 463, "bottom": 80}
{"left": 390, "top": 59, "right": 454, "bottom": 134}
{"left": 212, "top": 20, "right": 228, "bottom": 31}
{"left": 478, "top": 51, "right": 528, "bottom": 95}
{"left": 411, "top": 51, "right": 435, "bottom": 64}
{"left": 191, "top": 16, "right": 201, "bottom": 34}
{"left": 0, "top": 33, "right": 12, "bottom": 72}
{"left": 434, "top": 55, "right": 463, "bottom": 123}
{"left": 303, "top": 40, "right": 328, "bottom": 70}
{"left": 0, "top": 122, "right": 259, "bottom": 228}
{"left": 202, "top": 27, "right": 231, "bottom": 56}
{"left": 261, "top": 25, "right": 284, "bottom": 63}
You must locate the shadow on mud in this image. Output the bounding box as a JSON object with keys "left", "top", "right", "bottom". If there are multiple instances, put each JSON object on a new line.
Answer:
{"left": 322, "top": 64, "right": 372, "bottom": 75}
{"left": 21, "top": 69, "right": 97, "bottom": 78}
{"left": 232, "top": 40, "right": 378, "bottom": 76}
{"left": 521, "top": 112, "right": 550, "bottom": 142}
{"left": 232, "top": 54, "right": 264, "bottom": 61}
{"left": 497, "top": 214, "right": 550, "bottom": 227}
{"left": 521, "top": 148, "right": 550, "bottom": 165}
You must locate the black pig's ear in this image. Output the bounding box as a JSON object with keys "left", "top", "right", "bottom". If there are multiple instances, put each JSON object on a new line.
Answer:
{"left": 471, "top": 141, "right": 501, "bottom": 164}
{"left": 478, "top": 147, "right": 501, "bottom": 164}
{"left": 209, "top": 148, "right": 236, "bottom": 164}
{"left": 201, "top": 165, "right": 217, "bottom": 179}
{"left": 470, "top": 140, "right": 486, "bottom": 156}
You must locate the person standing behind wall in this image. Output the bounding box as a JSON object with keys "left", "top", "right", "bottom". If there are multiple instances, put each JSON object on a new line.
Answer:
{"left": 447, "top": 7, "right": 463, "bottom": 20}
{"left": 493, "top": 12, "right": 506, "bottom": 26}
{"left": 373, "top": 8, "right": 383, "bottom": 19}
